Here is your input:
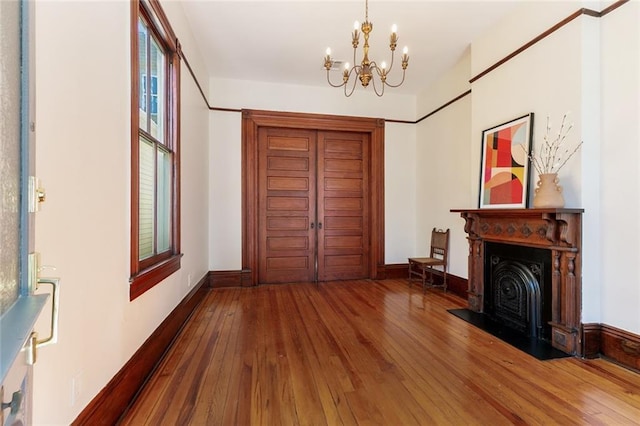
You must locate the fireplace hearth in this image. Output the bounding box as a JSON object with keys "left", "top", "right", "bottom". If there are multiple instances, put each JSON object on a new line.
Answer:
{"left": 451, "top": 208, "right": 583, "bottom": 355}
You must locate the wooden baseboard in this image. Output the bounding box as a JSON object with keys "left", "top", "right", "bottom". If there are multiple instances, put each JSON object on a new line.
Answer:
{"left": 383, "top": 263, "right": 408, "bottom": 279}
{"left": 442, "top": 274, "right": 467, "bottom": 299}
{"left": 386, "top": 263, "right": 468, "bottom": 299}
{"left": 581, "top": 323, "right": 640, "bottom": 371}
{"left": 209, "top": 265, "right": 468, "bottom": 297}
{"left": 599, "top": 324, "right": 640, "bottom": 372}
{"left": 72, "top": 274, "right": 209, "bottom": 425}
{"left": 208, "top": 269, "right": 252, "bottom": 288}
{"left": 582, "top": 323, "right": 601, "bottom": 358}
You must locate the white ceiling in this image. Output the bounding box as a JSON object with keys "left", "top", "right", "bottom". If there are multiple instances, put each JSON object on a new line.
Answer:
{"left": 179, "top": 1, "right": 522, "bottom": 96}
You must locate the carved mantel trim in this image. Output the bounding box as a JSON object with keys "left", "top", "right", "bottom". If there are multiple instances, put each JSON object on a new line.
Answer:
{"left": 451, "top": 208, "right": 584, "bottom": 355}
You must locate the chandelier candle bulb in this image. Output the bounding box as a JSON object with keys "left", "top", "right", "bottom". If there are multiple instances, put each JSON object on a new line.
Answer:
{"left": 390, "top": 24, "right": 398, "bottom": 50}
{"left": 401, "top": 46, "right": 409, "bottom": 69}
{"left": 324, "top": 48, "right": 332, "bottom": 69}
{"left": 352, "top": 26, "right": 360, "bottom": 47}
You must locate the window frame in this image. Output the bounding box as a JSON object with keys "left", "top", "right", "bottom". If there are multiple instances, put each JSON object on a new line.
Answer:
{"left": 130, "top": 0, "right": 181, "bottom": 300}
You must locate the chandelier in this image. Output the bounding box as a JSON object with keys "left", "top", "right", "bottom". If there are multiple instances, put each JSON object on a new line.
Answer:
{"left": 323, "top": 0, "right": 409, "bottom": 97}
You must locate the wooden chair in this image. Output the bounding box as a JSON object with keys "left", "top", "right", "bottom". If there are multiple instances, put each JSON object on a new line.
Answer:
{"left": 408, "top": 228, "right": 450, "bottom": 293}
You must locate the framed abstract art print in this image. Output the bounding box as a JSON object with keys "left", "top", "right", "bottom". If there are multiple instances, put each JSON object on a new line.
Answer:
{"left": 478, "top": 113, "right": 534, "bottom": 208}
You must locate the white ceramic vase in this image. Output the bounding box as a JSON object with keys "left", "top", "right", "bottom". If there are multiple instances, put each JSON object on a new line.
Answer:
{"left": 533, "top": 173, "right": 565, "bottom": 208}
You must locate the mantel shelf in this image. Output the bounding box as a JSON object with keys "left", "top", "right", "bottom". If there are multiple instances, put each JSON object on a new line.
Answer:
{"left": 451, "top": 208, "right": 584, "bottom": 215}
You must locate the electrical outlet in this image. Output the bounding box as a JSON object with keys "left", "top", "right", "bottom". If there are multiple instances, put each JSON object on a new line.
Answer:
{"left": 187, "top": 273, "right": 192, "bottom": 287}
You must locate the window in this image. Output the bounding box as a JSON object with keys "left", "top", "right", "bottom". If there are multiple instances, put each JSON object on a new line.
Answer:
{"left": 130, "top": 0, "right": 181, "bottom": 300}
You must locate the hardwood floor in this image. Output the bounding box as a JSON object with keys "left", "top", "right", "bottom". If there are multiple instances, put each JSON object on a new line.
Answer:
{"left": 120, "top": 279, "right": 640, "bottom": 425}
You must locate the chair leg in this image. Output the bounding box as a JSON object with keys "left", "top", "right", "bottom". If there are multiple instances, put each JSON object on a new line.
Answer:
{"left": 408, "top": 261, "right": 413, "bottom": 287}
{"left": 443, "top": 270, "right": 447, "bottom": 293}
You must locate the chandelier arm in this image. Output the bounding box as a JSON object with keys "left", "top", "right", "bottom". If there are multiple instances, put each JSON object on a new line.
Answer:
{"left": 369, "top": 61, "right": 388, "bottom": 77}
{"left": 369, "top": 62, "right": 384, "bottom": 84}
{"left": 380, "top": 69, "right": 406, "bottom": 88}
{"left": 352, "top": 46, "right": 359, "bottom": 71}
{"left": 348, "top": 64, "right": 360, "bottom": 82}
{"left": 370, "top": 72, "right": 384, "bottom": 97}
{"left": 369, "top": 63, "right": 388, "bottom": 93}
{"left": 368, "top": 52, "right": 396, "bottom": 76}
{"left": 386, "top": 49, "right": 396, "bottom": 73}
{"left": 371, "top": 78, "right": 386, "bottom": 97}
{"left": 369, "top": 58, "right": 394, "bottom": 86}
{"left": 344, "top": 70, "right": 359, "bottom": 97}
{"left": 325, "top": 69, "right": 348, "bottom": 88}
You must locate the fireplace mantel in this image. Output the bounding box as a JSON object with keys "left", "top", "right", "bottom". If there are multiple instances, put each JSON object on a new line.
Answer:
{"left": 451, "top": 208, "right": 584, "bottom": 355}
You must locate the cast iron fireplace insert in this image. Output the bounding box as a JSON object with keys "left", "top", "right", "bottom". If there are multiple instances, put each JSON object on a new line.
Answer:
{"left": 484, "top": 242, "right": 552, "bottom": 342}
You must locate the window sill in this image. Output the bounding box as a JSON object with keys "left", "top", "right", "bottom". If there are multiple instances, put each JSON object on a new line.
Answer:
{"left": 130, "top": 253, "right": 182, "bottom": 301}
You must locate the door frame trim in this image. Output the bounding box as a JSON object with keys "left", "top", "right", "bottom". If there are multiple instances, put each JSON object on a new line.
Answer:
{"left": 242, "top": 109, "right": 385, "bottom": 286}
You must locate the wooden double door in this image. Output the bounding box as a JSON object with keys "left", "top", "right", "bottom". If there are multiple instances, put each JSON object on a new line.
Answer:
{"left": 258, "top": 127, "right": 370, "bottom": 283}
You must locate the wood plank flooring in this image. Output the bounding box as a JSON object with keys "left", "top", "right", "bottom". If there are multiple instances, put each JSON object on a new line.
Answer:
{"left": 120, "top": 279, "right": 640, "bottom": 425}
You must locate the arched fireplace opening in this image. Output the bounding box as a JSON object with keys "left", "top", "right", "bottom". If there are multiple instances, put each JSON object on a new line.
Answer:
{"left": 484, "top": 242, "right": 552, "bottom": 341}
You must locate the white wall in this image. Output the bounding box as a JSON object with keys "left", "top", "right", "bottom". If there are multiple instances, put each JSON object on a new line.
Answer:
{"left": 599, "top": 0, "right": 640, "bottom": 332}
{"left": 415, "top": 51, "right": 473, "bottom": 278}
{"left": 385, "top": 121, "right": 416, "bottom": 264}
{"left": 209, "top": 110, "right": 242, "bottom": 270}
{"left": 208, "top": 78, "right": 417, "bottom": 270}
{"left": 32, "top": 1, "right": 210, "bottom": 424}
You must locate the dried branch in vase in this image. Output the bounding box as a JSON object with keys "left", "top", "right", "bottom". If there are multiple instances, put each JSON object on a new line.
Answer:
{"left": 525, "top": 112, "right": 583, "bottom": 175}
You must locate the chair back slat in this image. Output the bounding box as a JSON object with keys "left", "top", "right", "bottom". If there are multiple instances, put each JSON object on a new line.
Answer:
{"left": 429, "top": 228, "right": 449, "bottom": 261}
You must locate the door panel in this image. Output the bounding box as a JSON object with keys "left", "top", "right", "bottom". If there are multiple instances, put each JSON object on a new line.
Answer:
{"left": 324, "top": 198, "right": 362, "bottom": 210}
{"left": 317, "top": 131, "right": 369, "bottom": 281}
{"left": 259, "top": 127, "right": 316, "bottom": 283}
{"left": 267, "top": 176, "right": 309, "bottom": 191}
